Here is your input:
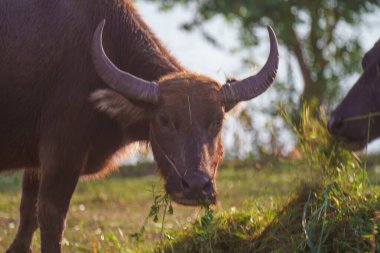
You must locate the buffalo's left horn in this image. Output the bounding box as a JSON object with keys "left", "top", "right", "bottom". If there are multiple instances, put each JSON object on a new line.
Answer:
{"left": 220, "top": 26, "right": 279, "bottom": 104}
{"left": 91, "top": 20, "right": 160, "bottom": 104}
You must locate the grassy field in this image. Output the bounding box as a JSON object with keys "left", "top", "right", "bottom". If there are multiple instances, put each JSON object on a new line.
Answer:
{"left": 0, "top": 160, "right": 311, "bottom": 252}
{"left": 1, "top": 160, "right": 380, "bottom": 252}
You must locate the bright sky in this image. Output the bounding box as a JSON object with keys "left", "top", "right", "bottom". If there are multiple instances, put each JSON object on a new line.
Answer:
{"left": 134, "top": 1, "right": 380, "bottom": 155}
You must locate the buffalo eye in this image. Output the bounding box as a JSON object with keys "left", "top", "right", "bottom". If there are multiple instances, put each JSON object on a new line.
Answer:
{"left": 157, "top": 114, "right": 177, "bottom": 131}
{"left": 209, "top": 117, "right": 223, "bottom": 135}
{"left": 159, "top": 114, "right": 169, "bottom": 126}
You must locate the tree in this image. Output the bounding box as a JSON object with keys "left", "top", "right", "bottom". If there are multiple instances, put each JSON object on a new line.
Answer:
{"left": 146, "top": 0, "right": 380, "bottom": 106}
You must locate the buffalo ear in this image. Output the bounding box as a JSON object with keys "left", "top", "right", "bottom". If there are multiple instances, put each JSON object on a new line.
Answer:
{"left": 89, "top": 89, "right": 152, "bottom": 127}
{"left": 361, "top": 54, "right": 370, "bottom": 71}
{"left": 362, "top": 39, "right": 380, "bottom": 71}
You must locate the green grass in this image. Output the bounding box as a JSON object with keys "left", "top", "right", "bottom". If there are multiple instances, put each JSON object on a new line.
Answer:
{"left": 1, "top": 160, "right": 379, "bottom": 252}
{"left": 161, "top": 182, "right": 380, "bottom": 253}
{"left": 0, "top": 160, "right": 307, "bottom": 252}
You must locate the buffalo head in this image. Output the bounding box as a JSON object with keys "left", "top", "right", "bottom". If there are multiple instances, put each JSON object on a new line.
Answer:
{"left": 328, "top": 39, "right": 380, "bottom": 150}
{"left": 90, "top": 20, "right": 279, "bottom": 205}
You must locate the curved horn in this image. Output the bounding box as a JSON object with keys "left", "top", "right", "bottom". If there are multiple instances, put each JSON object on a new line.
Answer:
{"left": 220, "top": 26, "right": 279, "bottom": 104}
{"left": 91, "top": 20, "right": 160, "bottom": 104}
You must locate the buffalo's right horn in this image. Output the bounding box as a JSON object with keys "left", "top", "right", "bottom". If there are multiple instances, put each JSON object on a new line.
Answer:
{"left": 91, "top": 20, "right": 160, "bottom": 104}
{"left": 219, "top": 26, "right": 279, "bottom": 104}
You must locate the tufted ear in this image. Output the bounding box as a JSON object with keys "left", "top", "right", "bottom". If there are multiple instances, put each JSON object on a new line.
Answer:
{"left": 89, "top": 89, "right": 152, "bottom": 127}
{"left": 362, "top": 39, "right": 380, "bottom": 71}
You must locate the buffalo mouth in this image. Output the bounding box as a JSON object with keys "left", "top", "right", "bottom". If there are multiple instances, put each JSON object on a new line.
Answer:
{"left": 169, "top": 192, "right": 217, "bottom": 206}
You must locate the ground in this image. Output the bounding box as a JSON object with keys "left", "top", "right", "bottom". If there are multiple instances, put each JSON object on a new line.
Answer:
{"left": 0, "top": 160, "right": 306, "bottom": 252}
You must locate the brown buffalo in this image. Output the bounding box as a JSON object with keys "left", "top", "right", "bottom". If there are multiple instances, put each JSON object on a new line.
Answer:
{"left": 328, "top": 39, "right": 380, "bottom": 150}
{"left": 0, "top": 0, "right": 278, "bottom": 252}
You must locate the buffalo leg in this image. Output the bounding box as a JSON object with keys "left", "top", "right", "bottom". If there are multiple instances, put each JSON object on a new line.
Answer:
{"left": 37, "top": 140, "right": 87, "bottom": 253}
{"left": 6, "top": 170, "right": 40, "bottom": 253}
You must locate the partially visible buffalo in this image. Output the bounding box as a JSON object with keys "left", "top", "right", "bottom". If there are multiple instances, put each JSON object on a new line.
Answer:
{"left": 0, "top": 0, "right": 278, "bottom": 252}
{"left": 328, "top": 39, "right": 380, "bottom": 149}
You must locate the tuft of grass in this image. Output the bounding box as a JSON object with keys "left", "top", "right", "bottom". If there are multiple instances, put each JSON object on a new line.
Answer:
{"left": 250, "top": 183, "right": 380, "bottom": 252}
{"left": 281, "top": 104, "right": 364, "bottom": 189}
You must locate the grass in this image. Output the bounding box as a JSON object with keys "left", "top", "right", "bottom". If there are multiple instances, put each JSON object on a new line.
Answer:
{"left": 2, "top": 160, "right": 378, "bottom": 252}
{"left": 152, "top": 183, "right": 380, "bottom": 253}
{"left": 0, "top": 160, "right": 306, "bottom": 252}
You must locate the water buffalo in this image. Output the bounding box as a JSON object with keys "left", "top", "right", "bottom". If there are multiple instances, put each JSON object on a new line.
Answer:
{"left": 328, "top": 39, "right": 380, "bottom": 149}
{"left": 0, "top": 0, "right": 278, "bottom": 252}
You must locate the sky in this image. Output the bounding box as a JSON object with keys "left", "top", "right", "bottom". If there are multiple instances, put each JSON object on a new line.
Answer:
{"left": 132, "top": 1, "right": 380, "bottom": 156}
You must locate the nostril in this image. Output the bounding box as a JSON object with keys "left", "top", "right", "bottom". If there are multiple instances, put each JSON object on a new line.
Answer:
{"left": 202, "top": 180, "right": 213, "bottom": 195}
{"left": 181, "top": 178, "right": 190, "bottom": 191}
{"left": 334, "top": 120, "right": 344, "bottom": 130}
{"left": 181, "top": 173, "right": 214, "bottom": 197}
{"left": 328, "top": 115, "right": 344, "bottom": 134}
